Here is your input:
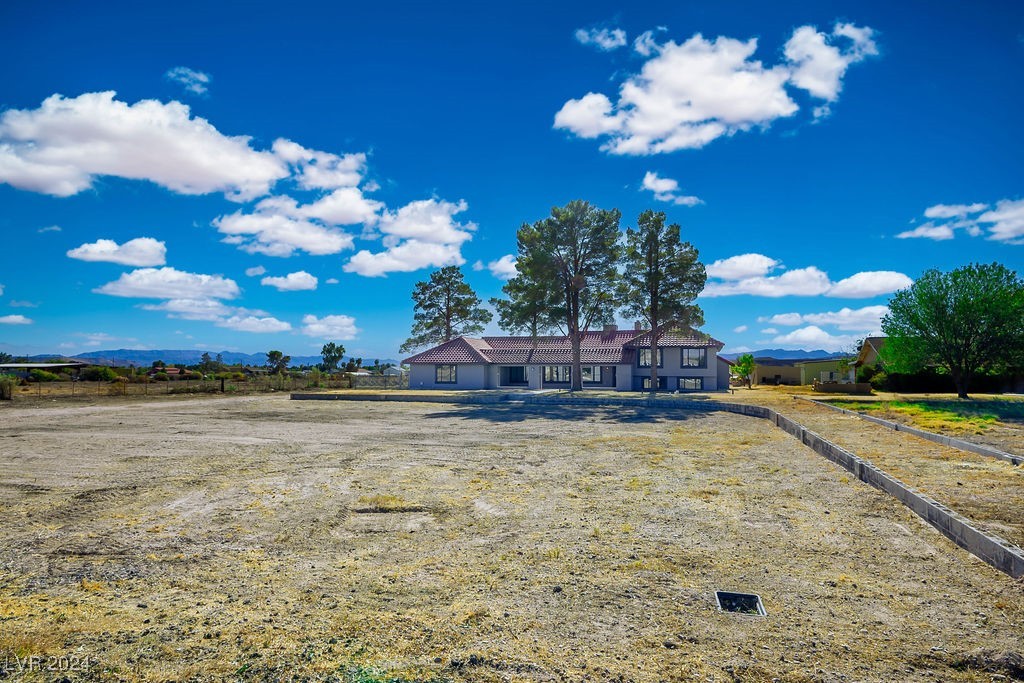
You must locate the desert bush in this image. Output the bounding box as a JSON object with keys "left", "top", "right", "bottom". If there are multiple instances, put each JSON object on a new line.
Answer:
{"left": 29, "top": 369, "right": 60, "bottom": 382}
{"left": 153, "top": 372, "right": 169, "bottom": 382}
{"left": 81, "top": 366, "right": 117, "bottom": 382}
{"left": 0, "top": 374, "right": 16, "bottom": 400}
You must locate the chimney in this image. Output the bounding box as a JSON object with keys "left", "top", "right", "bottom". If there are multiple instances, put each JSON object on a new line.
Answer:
{"left": 634, "top": 321, "right": 643, "bottom": 331}
{"left": 603, "top": 324, "right": 618, "bottom": 334}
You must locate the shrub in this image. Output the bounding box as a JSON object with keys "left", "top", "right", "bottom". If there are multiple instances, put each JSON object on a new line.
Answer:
{"left": 81, "top": 366, "right": 117, "bottom": 382}
{"left": 869, "top": 371, "right": 888, "bottom": 391}
{"left": 153, "top": 372, "right": 169, "bottom": 382}
{"left": 29, "top": 369, "right": 60, "bottom": 382}
{"left": 0, "top": 374, "right": 16, "bottom": 400}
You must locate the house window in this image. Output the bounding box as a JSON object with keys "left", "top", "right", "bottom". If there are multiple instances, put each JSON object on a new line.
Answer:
{"left": 638, "top": 348, "right": 663, "bottom": 368}
{"left": 435, "top": 364, "right": 457, "bottom": 383}
{"left": 543, "top": 365, "right": 571, "bottom": 383}
{"left": 678, "top": 377, "right": 703, "bottom": 391}
{"left": 581, "top": 366, "right": 603, "bottom": 383}
{"left": 642, "top": 376, "right": 668, "bottom": 390}
{"left": 681, "top": 348, "right": 707, "bottom": 368}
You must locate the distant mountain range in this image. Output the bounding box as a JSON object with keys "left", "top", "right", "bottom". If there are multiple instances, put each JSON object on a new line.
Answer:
{"left": 720, "top": 349, "right": 847, "bottom": 361}
{"left": 24, "top": 349, "right": 399, "bottom": 368}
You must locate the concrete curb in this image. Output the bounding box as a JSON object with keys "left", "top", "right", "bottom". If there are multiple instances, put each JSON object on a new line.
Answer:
{"left": 291, "top": 392, "right": 1024, "bottom": 578}
{"left": 798, "top": 396, "right": 1022, "bottom": 466}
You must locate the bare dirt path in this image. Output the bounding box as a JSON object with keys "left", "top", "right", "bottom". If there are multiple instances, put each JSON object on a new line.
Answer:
{"left": 722, "top": 390, "right": 1024, "bottom": 551}
{"left": 0, "top": 396, "right": 1021, "bottom": 682}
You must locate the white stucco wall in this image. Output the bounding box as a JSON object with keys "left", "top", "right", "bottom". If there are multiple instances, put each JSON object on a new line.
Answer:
{"left": 408, "top": 363, "right": 488, "bottom": 390}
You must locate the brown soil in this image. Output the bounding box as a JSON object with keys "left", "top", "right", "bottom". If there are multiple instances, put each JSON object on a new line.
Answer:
{"left": 724, "top": 389, "right": 1024, "bottom": 550}
{"left": 0, "top": 395, "right": 1021, "bottom": 682}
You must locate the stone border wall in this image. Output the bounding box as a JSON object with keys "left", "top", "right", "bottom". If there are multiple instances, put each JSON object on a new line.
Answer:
{"left": 799, "top": 396, "right": 1022, "bottom": 466}
{"left": 291, "top": 391, "right": 1024, "bottom": 578}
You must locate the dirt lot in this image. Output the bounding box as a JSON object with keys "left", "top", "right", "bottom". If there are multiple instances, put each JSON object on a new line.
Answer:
{"left": 0, "top": 395, "right": 1022, "bottom": 682}
{"left": 721, "top": 389, "right": 1024, "bottom": 550}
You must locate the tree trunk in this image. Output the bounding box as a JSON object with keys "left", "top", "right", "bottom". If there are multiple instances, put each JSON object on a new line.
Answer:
{"left": 649, "top": 335, "right": 659, "bottom": 393}
{"left": 954, "top": 373, "right": 970, "bottom": 399}
{"left": 570, "top": 332, "right": 582, "bottom": 392}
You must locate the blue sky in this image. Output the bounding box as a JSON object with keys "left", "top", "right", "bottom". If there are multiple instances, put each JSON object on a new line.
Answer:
{"left": 0, "top": 1, "right": 1021, "bottom": 360}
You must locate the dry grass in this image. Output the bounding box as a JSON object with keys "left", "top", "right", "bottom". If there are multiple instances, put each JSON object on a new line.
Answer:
{"left": 0, "top": 396, "right": 1021, "bottom": 681}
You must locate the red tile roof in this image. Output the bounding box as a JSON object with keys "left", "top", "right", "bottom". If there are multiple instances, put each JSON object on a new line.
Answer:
{"left": 403, "top": 337, "right": 490, "bottom": 364}
{"left": 405, "top": 329, "right": 720, "bottom": 365}
{"left": 624, "top": 330, "right": 724, "bottom": 349}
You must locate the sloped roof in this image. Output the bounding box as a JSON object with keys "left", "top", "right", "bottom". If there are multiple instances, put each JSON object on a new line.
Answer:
{"left": 405, "top": 329, "right": 718, "bottom": 366}
{"left": 403, "top": 337, "right": 490, "bottom": 364}
{"left": 623, "top": 329, "right": 724, "bottom": 349}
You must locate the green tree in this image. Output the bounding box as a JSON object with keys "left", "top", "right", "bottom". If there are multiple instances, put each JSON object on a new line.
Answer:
{"left": 399, "top": 266, "right": 492, "bottom": 354}
{"left": 265, "top": 350, "right": 291, "bottom": 374}
{"left": 733, "top": 353, "right": 756, "bottom": 389}
{"left": 152, "top": 359, "right": 165, "bottom": 369}
{"left": 199, "top": 352, "right": 213, "bottom": 374}
{"left": 881, "top": 262, "right": 1024, "bottom": 399}
{"left": 0, "top": 352, "right": 13, "bottom": 364}
{"left": 618, "top": 210, "right": 707, "bottom": 390}
{"left": 320, "top": 342, "right": 346, "bottom": 372}
{"left": 490, "top": 270, "right": 559, "bottom": 346}
{"left": 515, "top": 200, "right": 621, "bottom": 392}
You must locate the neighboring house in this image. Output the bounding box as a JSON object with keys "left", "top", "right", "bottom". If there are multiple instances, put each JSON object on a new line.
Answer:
{"left": 382, "top": 366, "right": 407, "bottom": 377}
{"left": 403, "top": 325, "right": 728, "bottom": 392}
{"left": 147, "top": 366, "right": 182, "bottom": 377}
{"left": 752, "top": 358, "right": 803, "bottom": 386}
{"left": 853, "top": 336, "right": 887, "bottom": 373}
{"left": 243, "top": 366, "right": 271, "bottom": 377}
{"left": 795, "top": 358, "right": 853, "bottom": 384}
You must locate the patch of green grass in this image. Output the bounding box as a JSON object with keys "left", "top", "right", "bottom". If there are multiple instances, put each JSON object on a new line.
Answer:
{"left": 830, "top": 399, "right": 1009, "bottom": 434}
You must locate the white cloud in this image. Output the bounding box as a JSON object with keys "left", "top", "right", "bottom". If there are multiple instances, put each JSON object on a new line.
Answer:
{"left": 759, "top": 305, "right": 888, "bottom": 331}
{"left": 828, "top": 271, "right": 912, "bottom": 298}
{"left": 67, "top": 237, "right": 167, "bottom": 266}
{"left": 37, "top": 225, "right": 61, "bottom": 233}
{"left": 0, "top": 283, "right": 4, "bottom": 296}
{"left": 94, "top": 267, "right": 240, "bottom": 300}
{"left": 485, "top": 255, "right": 518, "bottom": 280}
{"left": 760, "top": 327, "right": 779, "bottom": 335}
{"left": 574, "top": 27, "right": 627, "bottom": 51}
{"left": 555, "top": 23, "right": 876, "bottom": 155}
{"left": 345, "top": 240, "right": 465, "bottom": 278}
{"left": 784, "top": 23, "right": 877, "bottom": 102}
{"left": 0, "top": 314, "right": 31, "bottom": 325}
{"left": 260, "top": 270, "right": 318, "bottom": 291}
{"left": 924, "top": 203, "right": 987, "bottom": 219}
{"left": 271, "top": 139, "right": 366, "bottom": 191}
{"left": 732, "top": 325, "right": 748, "bottom": 333}
{"left": 633, "top": 28, "right": 666, "bottom": 57}
{"left": 704, "top": 253, "right": 911, "bottom": 299}
{"left": 343, "top": 198, "right": 474, "bottom": 277}
{"left": 301, "top": 187, "right": 384, "bottom": 225}
{"left": 245, "top": 265, "right": 266, "bottom": 277}
{"left": 705, "top": 253, "right": 781, "bottom": 280}
{"left": 553, "top": 93, "right": 623, "bottom": 139}
{"left": 704, "top": 266, "right": 833, "bottom": 298}
{"left": 896, "top": 223, "right": 955, "bottom": 241}
{"left": 640, "top": 171, "right": 702, "bottom": 206}
{"left": 897, "top": 199, "right": 1024, "bottom": 243}
{"left": 301, "top": 314, "right": 360, "bottom": 339}
{"left": 217, "top": 315, "right": 291, "bottom": 333}
{"left": 0, "top": 92, "right": 288, "bottom": 200}
{"left": 978, "top": 199, "right": 1024, "bottom": 244}
{"left": 165, "top": 67, "right": 211, "bottom": 95}
{"left": 140, "top": 298, "right": 235, "bottom": 321}
{"left": 8, "top": 300, "right": 37, "bottom": 308}
{"left": 214, "top": 203, "right": 354, "bottom": 257}
{"left": 767, "top": 325, "right": 861, "bottom": 352}
{"left": 325, "top": 277, "right": 339, "bottom": 285}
